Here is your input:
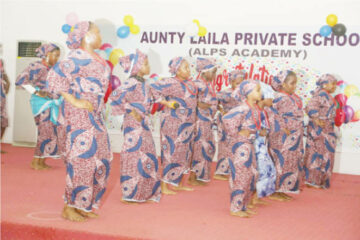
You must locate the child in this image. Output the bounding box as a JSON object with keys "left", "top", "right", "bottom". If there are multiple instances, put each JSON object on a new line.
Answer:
{"left": 150, "top": 57, "right": 198, "bottom": 194}
{"left": 214, "top": 70, "right": 245, "bottom": 180}
{"left": 110, "top": 49, "right": 163, "bottom": 203}
{"left": 268, "top": 70, "right": 304, "bottom": 201}
{"left": 0, "top": 59, "right": 9, "bottom": 141}
{"left": 304, "top": 74, "right": 337, "bottom": 189}
{"left": 222, "top": 80, "right": 261, "bottom": 217}
{"left": 189, "top": 58, "right": 218, "bottom": 185}
{"left": 47, "top": 21, "right": 112, "bottom": 221}
{"left": 16, "top": 43, "right": 61, "bottom": 169}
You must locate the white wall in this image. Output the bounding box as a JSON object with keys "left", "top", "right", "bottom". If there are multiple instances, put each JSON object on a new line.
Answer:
{"left": 1, "top": 0, "right": 360, "bottom": 174}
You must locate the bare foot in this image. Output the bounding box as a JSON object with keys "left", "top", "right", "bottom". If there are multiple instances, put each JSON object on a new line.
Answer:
{"left": 213, "top": 174, "right": 229, "bottom": 181}
{"left": 230, "top": 211, "right": 250, "bottom": 218}
{"left": 76, "top": 209, "right": 99, "bottom": 218}
{"left": 1, "top": 150, "right": 7, "bottom": 154}
{"left": 246, "top": 209, "right": 257, "bottom": 215}
{"left": 62, "top": 205, "right": 87, "bottom": 222}
{"left": 172, "top": 185, "right": 194, "bottom": 192}
{"left": 30, "top": 159, "right": 42, "bottom": 170}
{"left": 268, "top": 192, "right": 287, "bottom": 202}
{"left": 280, "top": 193, "right": 292, "bottom": 200}
{"left": 121, "top": 199, "right": 138, "bottom": 205}
{"left": 252, "top": 197, "right": 270, "bottom": 205}
{"left": 247, "top": 203, "right": 256, "bottom": 209}
{"left": 306, "top": 183, "right": 321, "bottom": 189}
{"left": 161, "top": 182, "right": 177, "bottom": 195}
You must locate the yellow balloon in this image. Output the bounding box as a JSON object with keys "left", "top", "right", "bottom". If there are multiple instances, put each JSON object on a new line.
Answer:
{"left": 355, "top": 110, "right": 360, "bottom": 119}
{"left": 326, "top": 14, "right": 338, "bottom": 27}
{"left": 123, "top": 15, "right": 134, "bottom": 26}
{"left": 109, "top": 49, "right": 125, "bottom": 66}
{"left": 344, "top": 84, "right": 359, "bottom": 97}
{"left": 198, "top": 26, "right": 207, "bottom": 37}
{"left": 130, "top": 25, "right": 140, "bottom": 34}
{"left": 193, "top": 19, "right": 200, "bottom": 27}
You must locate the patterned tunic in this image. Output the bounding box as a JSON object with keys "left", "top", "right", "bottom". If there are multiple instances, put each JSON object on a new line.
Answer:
{"left": 304, "top": 89, "right": 337, "bottom": 188}
{"left": 0, "top": 59, "right": 8, "bottom": 128}
{"left": 191, "top": 78, "right": 218, "bottom": 182}
{"left": 110, "top": 76, "right": 161, "bottom": 202}
{"left": 150, "top": 77, "right": 197, "bottom": 186}
{"left": 47, "top": 49, "right": 112, "bottom": 211}
{"left": 215, "top": 87, "right": 240, "bottom": 176}
{"left": 223, "top": 102, "right": 259, "bottom": 212}
{"left": 268, "top": 92, "right": 304, "bottom": 193}
{"left": 16, "top": 61, "right": 59, "bottom": 158}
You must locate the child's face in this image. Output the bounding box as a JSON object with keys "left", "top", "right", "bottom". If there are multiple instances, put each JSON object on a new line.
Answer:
{"left": 86, "top": 24, "right": 102, "bottom": 50}
{"left": 47, "top": 49, "right": 60, "bottom": 66}
{"left": 323, "top": 81, "right": 337, "bottom": 94}
{"left": 202, "top": 67, "right": 217, "bottom": 82}
{"left": 176, "top": 60, "right": 191, "bottom": 80}
{"left": 282, "top": 75, "right": 297, "bottom": 94}
{"left": 231, "top": 76, "right": 244, "bottom": 89}
{"left": 139, "top": 58, "right": 150, "bottom": 76}
{"left": 248, "top": 84, "right": 262, "bottom": 102}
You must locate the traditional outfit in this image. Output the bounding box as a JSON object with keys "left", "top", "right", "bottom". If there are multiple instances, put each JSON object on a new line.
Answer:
{"left": 16, "top": 43, "right": 60, "bottom": 159}
{"left": 268, "top": 71, "right": 304, "bottom": 193}
{"left": 222, "top": 80, "right": 259, "bottom": 212}
{"left": 191, "top": 58, "right": 218, "bottom": 182}
{"left": 150, "top": 57, "right": 198, "bottom": 186}
{"left": 46, "top": 21, "right": 112, "bottom": 212}
{"left": 110, "top": 50, "right": 161, "bottom": 202}
{"left": 255, "top": 82, "right": 276, "bottom": 198}
{"left": 304, "top": 74, "right": 337, "bottom": 188}
{"left": 0, "top": 59, "right": 9, "bottom": 130}
{"left": 215, "top": 70, "right": 245, "bottom": 176}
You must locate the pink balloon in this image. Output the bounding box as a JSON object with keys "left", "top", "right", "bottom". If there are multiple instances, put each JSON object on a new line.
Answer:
{"left": 100, "top": 43, "right": 113, "bottom": 50}
{"left": 336, "top": 80, "right": 345, "bottom": 86}
{"left": 111, "top": 75, "right": 121, "bottom": 90}
{"left": 344, "top": 105, "right": 355, "bottom": 124}
{"left": 66, "top": 12, "right": 79, "bottom": 26}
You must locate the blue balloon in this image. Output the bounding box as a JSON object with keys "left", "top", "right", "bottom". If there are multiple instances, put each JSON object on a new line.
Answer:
{"left": 62, "top": 24, "right": 71, "bottom": 34}
{"left": 105, "top": 48, "right": 113, "bottom": 57}
{"left": 117, "top": 26, "right": 130, "bottom": 39}
{"left": 320, "top": 25, "right": 332, "bottom": 37}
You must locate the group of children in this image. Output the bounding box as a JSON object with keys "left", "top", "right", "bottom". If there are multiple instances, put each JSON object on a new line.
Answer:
{"left": 0, "top": 20, "right": 339, "bottom": 221}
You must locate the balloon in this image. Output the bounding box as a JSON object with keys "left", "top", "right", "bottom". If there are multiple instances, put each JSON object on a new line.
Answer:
{"left": 198, "top": 26, "right": 207, "bottom": 37}
{"left": 109, "top": 49, "right": 125, "bottom": 66}
{"left": 344, "top": 105, "right": 355, "bottom": 123}
{"left": 335, "top": 108, "right": 345, "bottom": 127}
{"left": 130, "top": 25, "right": 140, "bottom": 34}
{"left": 332, "top": 23, "right": 346, "bottom": 36}
{"left": 353, "top": 110, "right": 360, "bottom": 121}
{"left": 319, "top": 25, "right": 332, "bottom": 37}
{"left": 66, "top": 12, "right": 79, "bottom": 26}
{"left": 100, "top": 43, "right": 113, "bottom": 50}
{"left": 335, "top": 93, "right": 348, "bottom": 107}
{"left": 193, "top": 19, "right": 200, "bottom": 27}
{"left": 111, "top": 75, "right": 121, "bottom": 90}
{"left": 123, "top": 15, "right": 134, "bottom": 26}
{"left": 117, "top": 26, "right": 130, "bottom": 38}
{"left": 105, "top": 48, "right": 113, "bottom": 58}
{"left": 326, "top": 14, "right": 338, "bottom": 27}
{"left": 336, "top": 80, "right": 345, "bottom": 86}
{"left": 344, "top": 84, "right": 359, "bottom": 97}
{"left": 61, "top": 24, "right": 71, "bottom": 34}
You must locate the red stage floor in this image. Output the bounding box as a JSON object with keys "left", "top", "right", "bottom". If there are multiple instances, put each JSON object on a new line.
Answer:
{"left": 1, "top": 143, "right": 360, "bottom": 240}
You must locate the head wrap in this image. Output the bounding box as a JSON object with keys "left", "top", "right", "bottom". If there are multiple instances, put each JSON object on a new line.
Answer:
{"left": 196, "top": 57, "right": 216, "bottom": 73}
{"left": 271, "top": 70, "right": 295, "bottom": 92}
{"left": 239, "top": 80, "right": 259, "bottom": 98}
{"left": 228, "top": 69, "right": 246, "bottom": 82}
{"left": 35, "top": 43, "right": 59, "bottom": 58}
{"left": 168, "top": 57, "right": 185, "bottom": 75}
{"left": 312, "top": 74, "right": 337, "bottom": 95}
{"left": 118, "top": 49, "right": 148, "bottom": 76}
{"left": 66, "top": 21, "right": 90, "bottom": 49}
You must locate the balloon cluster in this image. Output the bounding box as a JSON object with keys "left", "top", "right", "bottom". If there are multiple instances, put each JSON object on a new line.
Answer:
{"left": 61, "top": 12, "right": 79, "bottom": 33}
{"left": 117, "top": 15, "right": 140, "bottom": 39}
{"left": 185, "top": 19, "right": 207, "bottom": 37}
{"left": 335, "top": 81, "right": 360, "bottom": 127}
{"left": 98, "top": 43, "right": 125, "bottom": 68}
{"left": 319, "top": 14, "right": 346, "bottom": 37}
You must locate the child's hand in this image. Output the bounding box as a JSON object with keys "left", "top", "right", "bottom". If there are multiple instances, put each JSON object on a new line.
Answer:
{"left": 198, "top": 101, "right": 211, "bottom": 110}
{"left": 259, "top": 129, "right": 267, "bottom": 137}
{"left": 75, "top": 99, "right": 94, "bottom": 112}
{"left": 162, "top": 100, "right": 179, "bottom": 109}
{"left": 239, "top": 129, "right": 251, "bottom": 138}
{"left": 130, "top": 109, "right": 143, "bottom": 122}
{"left": 282, "top": 128, "right": 290, "bottom": 136}
{"left": 36, "top": 90, "right": 50, "bottom": 98}
{"left": 314, "top": 118, "right": 325, "bottom": 128}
